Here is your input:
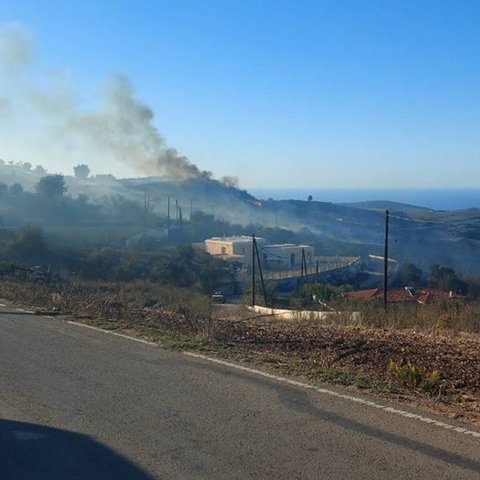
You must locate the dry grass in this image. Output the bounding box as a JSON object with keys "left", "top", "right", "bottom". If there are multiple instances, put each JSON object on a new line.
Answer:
{"left": 1, "top": 278, "right": 479, "bottom": 426}
{"left": 333, "top": 299, "right": 480, "bottom": 334}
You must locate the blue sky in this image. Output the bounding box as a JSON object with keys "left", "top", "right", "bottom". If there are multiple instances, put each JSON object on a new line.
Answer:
{"left": 1, "top": 1, "right": 479, "bottom": 188}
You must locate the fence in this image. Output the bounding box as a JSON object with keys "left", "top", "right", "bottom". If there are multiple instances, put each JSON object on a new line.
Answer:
{"left": 263, "top": 256, "right": 360, "bottom": 280}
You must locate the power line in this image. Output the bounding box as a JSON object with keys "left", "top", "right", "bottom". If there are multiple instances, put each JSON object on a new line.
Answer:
{"left": 387, "top": 214, "right": 442, "bottom": 224}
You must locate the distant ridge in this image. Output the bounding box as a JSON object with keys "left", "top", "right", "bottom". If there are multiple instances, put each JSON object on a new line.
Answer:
{"left": 342, "top": 200, "right": 434, "bottom": 213}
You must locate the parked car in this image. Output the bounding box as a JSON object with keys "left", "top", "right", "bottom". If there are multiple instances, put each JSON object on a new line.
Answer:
{"left": 211, "top": 291, "right": 225, "bottom": 303}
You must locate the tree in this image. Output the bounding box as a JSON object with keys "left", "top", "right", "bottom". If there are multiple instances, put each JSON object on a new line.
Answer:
{"left": 6, "top": 227, "right": 49, "bottom": 264}
{"left": 73, "top": 164, "right": 91, "bottom": 179}
{"left": 304, "top": 283, "right": 337, "bottom": 301}
{"left": 399, "top": 262, "right": 423, "bottom": 286}
{"left": 429, "top": 264, "right": 468, "bottom": 294}
{"left": 9, "top": 183, "right": 23, "bottom": 196}
{"left": 34, "top": 165, "right": 47, "bottom": 175}
{"left": 35, "top": 175, "right": 67, "bottom": 199}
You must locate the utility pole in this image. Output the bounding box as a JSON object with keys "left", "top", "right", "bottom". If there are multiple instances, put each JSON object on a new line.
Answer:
{"left": 254, "top": 238, "right": 269, "bottom": 306}
{"left": 252, "top": 234, "right": 256, "bottom": 306}
{"left": 167, "top": 196, "right": 171, "bottom": 235}
{"left": 383, "top": 209, "right": 390, "bottom": 310}
{"left": 301, "top": 248, "right": 309, "bottom": 285}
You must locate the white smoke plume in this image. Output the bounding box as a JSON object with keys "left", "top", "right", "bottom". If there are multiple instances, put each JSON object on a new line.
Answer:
{"left": 0, "top": 23, "right": 218, "bottom": 181}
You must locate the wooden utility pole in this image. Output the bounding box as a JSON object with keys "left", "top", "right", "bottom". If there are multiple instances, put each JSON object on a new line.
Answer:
{"left": 167, "top": 196, "right": 171, "bottom": 233}
{"left": 383, "top": 209, "right": 390, "bottom": 310}
{"left": 254, "top": 238, "right": 269, "bottom": 307}
{"left": 301, "top": 248, "right": 309, "bottom": 285}
{"left": 252, "top": 234, "right": 256, "bottom": 306}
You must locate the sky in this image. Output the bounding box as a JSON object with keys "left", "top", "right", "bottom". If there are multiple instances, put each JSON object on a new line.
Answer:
{"left": 0, "top": 0, "right": 479, "bottom": 188}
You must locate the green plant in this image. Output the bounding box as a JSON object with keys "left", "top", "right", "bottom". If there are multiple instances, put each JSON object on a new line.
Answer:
{"left": 388, "top": 360, "right": 441, "bottom": 395}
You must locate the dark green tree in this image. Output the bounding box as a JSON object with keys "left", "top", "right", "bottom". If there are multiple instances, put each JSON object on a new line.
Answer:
{"left": 6, "top": 227, "right": 49, "bottom": 264}
{"left": 9, "top": 183, "right": 23, "bottom": 196}
{"left": 399, "top": 262, "right": 423, "bottom": 286}
{"left": 73, "top": 164, "right": 91, "bottom": 178}
{"left": 35, "top": 175, "right": 67, "bottom": 199}
{"left": 429, "top": 264, "right": 468, "bottom": 294}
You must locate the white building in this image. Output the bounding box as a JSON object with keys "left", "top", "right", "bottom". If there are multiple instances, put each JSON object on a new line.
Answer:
{"left": 204, "top": 236, "right": 314, "bottom": 270}
{"left": 262, "top": 243, "right": 314, "bottom": 270}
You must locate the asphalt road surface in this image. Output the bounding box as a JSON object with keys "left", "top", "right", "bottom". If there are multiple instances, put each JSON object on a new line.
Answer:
{"left": 1, "top": 306, "right": 479, "bottom": 479}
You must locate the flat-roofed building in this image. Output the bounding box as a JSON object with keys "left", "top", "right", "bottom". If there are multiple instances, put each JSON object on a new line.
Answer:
{"left": 204, "top": 236, "right": 266, "bottom": 266}
{"left": 204, "top": 236, "right": 314, "bottom": 270}
{"left": 263, "top": 243, "right": 314, "bottom": 270}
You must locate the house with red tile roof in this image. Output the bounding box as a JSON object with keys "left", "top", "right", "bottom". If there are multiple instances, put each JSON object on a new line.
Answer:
{"left": 345, "top": 287, "right": 461, "bottom": 304}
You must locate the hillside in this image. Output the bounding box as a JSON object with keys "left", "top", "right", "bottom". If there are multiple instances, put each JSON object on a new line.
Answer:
{"left": 1, "top": 162, "right": 480, "bottom": 274}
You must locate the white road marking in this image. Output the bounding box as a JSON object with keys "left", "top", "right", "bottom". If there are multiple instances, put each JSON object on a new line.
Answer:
{"left": 66, "top": 320, "right": 157, "bottom": 346}
{"left": 32, "top": 314, "right": 480, "bottom": 440}
{"left": 184, "top": 351, "right": 480, "bottom": 440}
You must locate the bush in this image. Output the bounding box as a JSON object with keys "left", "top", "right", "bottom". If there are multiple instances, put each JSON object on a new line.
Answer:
{"left": 388, "top": 360, "right": 441, "bottom": 395}
{"left": 5, "top": 227, "right": 49, "bottom": 264}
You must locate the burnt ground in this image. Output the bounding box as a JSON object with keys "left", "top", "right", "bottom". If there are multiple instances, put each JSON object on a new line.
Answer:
{"left": 2, "top": 292, "right": 479, "bottom": 427}
{"left": 208, "top": 318, "right": 480, "bottom": 425}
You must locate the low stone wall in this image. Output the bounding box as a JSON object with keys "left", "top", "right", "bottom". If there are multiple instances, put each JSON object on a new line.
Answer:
{"left": 248, "top": 305, "right": 360, "bottom": 322}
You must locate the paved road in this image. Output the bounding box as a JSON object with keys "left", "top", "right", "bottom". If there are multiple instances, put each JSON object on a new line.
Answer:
{"left": 0, "top": 307, "right": 479, "bottom": 479}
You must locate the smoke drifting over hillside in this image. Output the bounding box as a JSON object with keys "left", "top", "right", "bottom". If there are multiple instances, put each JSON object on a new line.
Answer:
{"left": 0, "top": 24, "right": 214, "bottom": 181}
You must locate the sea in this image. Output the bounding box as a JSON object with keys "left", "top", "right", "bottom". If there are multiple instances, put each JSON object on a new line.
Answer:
{"left": 248, "top": 188, "right": 480, "bottom": 211}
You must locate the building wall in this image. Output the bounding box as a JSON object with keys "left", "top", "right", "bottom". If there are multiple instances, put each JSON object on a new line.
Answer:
{"left": 205, "top": 237, "right": 315, "bottom": 271}
{"left": 205, "top": 239, "right": 235, "bottom": 256}
{"left": 263, "top": 245, "right": 315, "bottom": 270}
{"left": 204, "top": 237, "right": 260, "bottom": 266}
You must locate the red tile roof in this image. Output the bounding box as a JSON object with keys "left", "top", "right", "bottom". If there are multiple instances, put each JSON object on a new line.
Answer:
{"left": 345, "top": 288, "right": 460, "bottom": 304}
{"left": 346, "top": 289, "right": 379, "bottom": 300}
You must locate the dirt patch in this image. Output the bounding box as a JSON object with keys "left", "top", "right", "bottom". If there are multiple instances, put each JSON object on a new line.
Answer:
{"left": 209, "top": 317, "right": 480, "bottom": 424}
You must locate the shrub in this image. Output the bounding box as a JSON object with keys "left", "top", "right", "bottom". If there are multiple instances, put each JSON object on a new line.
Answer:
{"left": 435, "top": 314, "right": 452, "bottom": 330}
{"left": 388, "top": 360, "right": 441, "bottom": 395}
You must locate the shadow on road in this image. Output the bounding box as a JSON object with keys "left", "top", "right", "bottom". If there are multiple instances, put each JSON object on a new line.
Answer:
{"left": 0, "top": 419, "right": 156, "bottom": 480}
{"left": 222, "top": 366, "right": 480, "bottom": 475}
{"left": 276, "top": 384, "right": 480, "bottom": 474}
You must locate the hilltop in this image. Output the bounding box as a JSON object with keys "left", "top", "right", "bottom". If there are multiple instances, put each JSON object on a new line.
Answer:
{"left": 1, "top": 161, "right": 480, "bottom": 274}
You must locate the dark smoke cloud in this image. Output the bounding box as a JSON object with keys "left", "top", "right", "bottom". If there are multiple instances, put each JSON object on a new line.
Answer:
{"left": 0, "top": 23, "right": 232, "bottom": 183}
{"left": 60, "top": 74, "right": 214, "bottom": 180}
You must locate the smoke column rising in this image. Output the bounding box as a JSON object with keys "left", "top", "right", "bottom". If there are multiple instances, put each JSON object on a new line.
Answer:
{"left": 0, "top": 23, "right": 212, "bottom": 180}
